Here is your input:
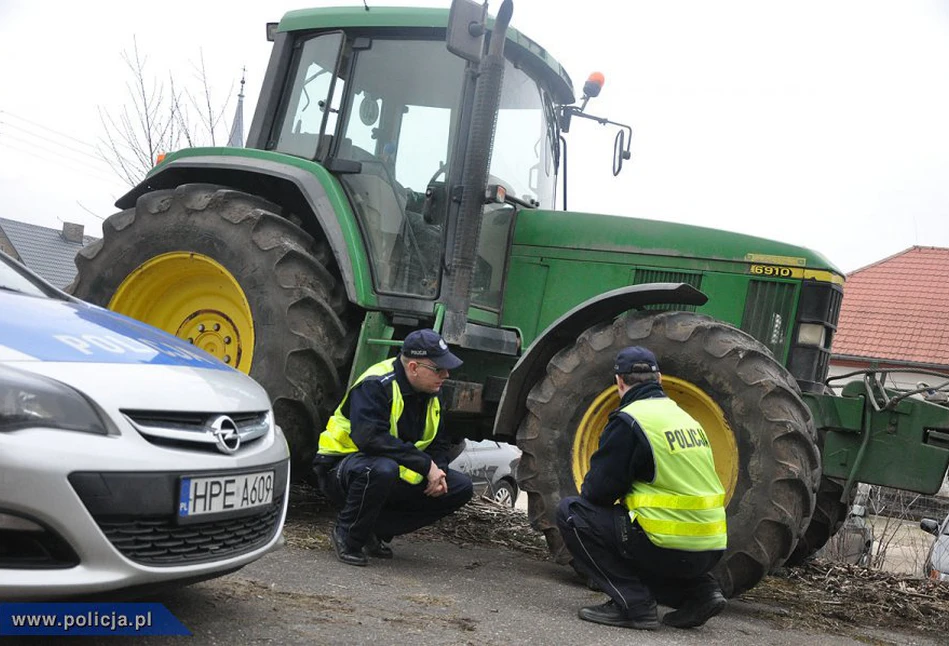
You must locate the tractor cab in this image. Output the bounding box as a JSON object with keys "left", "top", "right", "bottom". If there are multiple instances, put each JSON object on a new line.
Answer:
{"left": 255, "top": 8, "right": 570, "bottom": 309}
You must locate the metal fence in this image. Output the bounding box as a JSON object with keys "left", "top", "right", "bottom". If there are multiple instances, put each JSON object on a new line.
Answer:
{"left": 868, "top": 486, "right": 949, "bottom": 522}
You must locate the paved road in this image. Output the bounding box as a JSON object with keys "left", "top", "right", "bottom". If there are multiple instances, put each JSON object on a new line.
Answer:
{"left": 11, "top": 533, "right": 941, "bottom": 645}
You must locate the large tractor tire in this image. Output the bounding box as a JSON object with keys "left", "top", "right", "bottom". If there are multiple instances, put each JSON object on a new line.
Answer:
{"left": 516, "top": 311, "right": 820, "bottom": 598}
{"left": 784, "top": 475, "right": 852, "bottom": 566}
{"left": 70, "top": 184, "right": 358, "bottom": 469}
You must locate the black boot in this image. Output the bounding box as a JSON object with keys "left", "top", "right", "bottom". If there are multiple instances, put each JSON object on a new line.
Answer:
{"left": 331, "top": 526, "right": 368, "bottom": 567}
{"left": 578, "top": 600, "right": 659, "bottom": 630}
{"left": 364, "top": 534, "right": 393, "bottom": 559}
{"left": 661, "top": 590, "right": 726, "bottom": 628}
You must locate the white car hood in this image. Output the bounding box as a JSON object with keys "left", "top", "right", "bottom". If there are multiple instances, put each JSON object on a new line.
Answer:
{"left": 7, "top": 361, "right": 271, "bottom": 413}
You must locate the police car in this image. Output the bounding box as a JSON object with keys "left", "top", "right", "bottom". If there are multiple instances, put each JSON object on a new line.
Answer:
{"left": 0, "top": 251, "right": 290, "bottom": 600}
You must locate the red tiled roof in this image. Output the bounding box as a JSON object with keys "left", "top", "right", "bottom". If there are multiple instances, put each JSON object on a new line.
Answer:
{"left": 833, "top": 246, "right": 949, "bottom": 367}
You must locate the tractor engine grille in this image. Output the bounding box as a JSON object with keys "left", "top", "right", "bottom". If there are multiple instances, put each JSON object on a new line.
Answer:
{"left": 740, "top": 280, "right": 797, "bottom": 359}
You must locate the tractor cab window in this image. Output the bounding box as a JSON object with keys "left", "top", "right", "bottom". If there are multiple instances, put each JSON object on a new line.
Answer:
{"left": 273, "top": 32, "right": 345, "bottom": 159}
{"left": 336, "top": 38, "right": 465, "bottom": 298}
{"left": 489, "top": 60, "right": 558, "bottom": 209}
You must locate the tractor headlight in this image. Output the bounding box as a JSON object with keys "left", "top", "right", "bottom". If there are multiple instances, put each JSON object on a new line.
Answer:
{"left": 797, "top": 323, "right": 827, "bottom": 348}
{"left": 0, "top": 365, "right": 108, "bottom": 435}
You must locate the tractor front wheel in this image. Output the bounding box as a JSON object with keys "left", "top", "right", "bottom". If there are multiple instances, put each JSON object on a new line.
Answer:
{"left": 70, "top": 184, "right": 358, "bottom": 468}
{"left": 516, "top": 311, "right": 820, "bottom": 597}
{"left": 784, "top": 475, "right": 852, "bottom": 565}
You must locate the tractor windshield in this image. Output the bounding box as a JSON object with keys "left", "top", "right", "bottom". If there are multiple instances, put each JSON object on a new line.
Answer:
{"left": 489, "top": 60, "right": 559, "bottom": 209}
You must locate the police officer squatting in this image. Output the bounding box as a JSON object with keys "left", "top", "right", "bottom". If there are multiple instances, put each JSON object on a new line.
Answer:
{"left": 557, "top": 346, "right": 728, "bottom": 630}
{"left": 313, "top": 329, "right": 473, "bottom": 566}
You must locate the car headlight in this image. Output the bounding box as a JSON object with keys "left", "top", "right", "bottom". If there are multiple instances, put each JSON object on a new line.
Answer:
{"left": 0, "top": 365, "right": 108, "bottom": 435}
{"left": 797, "top": 323, "right": 827, "bottom": 347}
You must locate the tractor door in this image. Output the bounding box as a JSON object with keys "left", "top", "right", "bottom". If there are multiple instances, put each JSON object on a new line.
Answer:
{"left": 332, "top": 37, "right": 466, "bottom": 299}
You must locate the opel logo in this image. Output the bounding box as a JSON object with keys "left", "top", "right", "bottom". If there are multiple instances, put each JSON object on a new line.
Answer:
{"left": 209, "top": 415, "right": 241, "bottom": 454}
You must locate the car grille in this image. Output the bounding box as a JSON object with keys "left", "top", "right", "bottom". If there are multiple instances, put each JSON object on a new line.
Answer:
{"left": 95, "top": 493, "right": 284, "bottom": 566}
{"left": 122, "top": 410, "right": 270, "bottom": 453}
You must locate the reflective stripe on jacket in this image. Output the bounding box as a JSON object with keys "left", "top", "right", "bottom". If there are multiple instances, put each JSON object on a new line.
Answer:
{"left": 318, "top": 358, "right": 440, "bottom": 484}
{"left": 620, "top": 397, "right": 727, "bottom": 551}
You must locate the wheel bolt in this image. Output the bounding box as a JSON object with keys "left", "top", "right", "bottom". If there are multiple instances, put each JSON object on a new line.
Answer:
{"left": 198, "top": 324, "right": 206, "bottom": 332}
{"left": 214, "top": 323, "right": 221, "bottom": 331}
{"left": 224, "top": 336, "right": 232, "bottom": 344}
{"left": 223, "top": 354, "right": 232, "bottom": 364}
{"left": 188, "top": 338, "right": 194, "bottom": 344}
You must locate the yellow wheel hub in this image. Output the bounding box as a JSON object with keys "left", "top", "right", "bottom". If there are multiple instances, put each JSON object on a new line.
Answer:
{"left": 108, "top": 252, "right": 255, "bottom": 373}
{"left": 571, "top": 376, "right": 738, "bottom": 502}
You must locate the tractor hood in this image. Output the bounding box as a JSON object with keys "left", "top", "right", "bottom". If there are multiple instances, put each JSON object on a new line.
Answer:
{"left": 514, "top": 209, "right": 842, "bottom": 273}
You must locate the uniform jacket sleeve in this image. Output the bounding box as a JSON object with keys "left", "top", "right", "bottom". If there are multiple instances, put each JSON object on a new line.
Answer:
{"left": 580, "top": 412, "right": 655, "bottom": 506}
{"left": 424, "top": 413, "right": 451, "bottom": 470}
{"left": 347, "top": 379, "right": 433, "bottom": 477}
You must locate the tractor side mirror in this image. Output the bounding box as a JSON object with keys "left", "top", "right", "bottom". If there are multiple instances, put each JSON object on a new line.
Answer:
{"left": 612, "top": 129, "right": 631, "bottom": 176}
{"left": 562, "top": 70, "right": 634, "bottom": 176}
{"left": 447, "top": 0, "right": 487, "bottom": 64}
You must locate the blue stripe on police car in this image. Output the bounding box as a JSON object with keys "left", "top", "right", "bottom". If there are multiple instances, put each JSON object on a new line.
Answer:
{"left": 0, "top": 292, "right": 230, "bottom": 369}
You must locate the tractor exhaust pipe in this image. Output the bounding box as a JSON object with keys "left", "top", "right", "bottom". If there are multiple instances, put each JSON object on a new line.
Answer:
{"left": 442, "top": 0, "right": 512, "bottom": 344}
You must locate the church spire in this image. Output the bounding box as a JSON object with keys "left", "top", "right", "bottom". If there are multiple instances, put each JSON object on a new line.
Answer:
{"left": 227, "top": 67, "right": 246, "bottom": 148}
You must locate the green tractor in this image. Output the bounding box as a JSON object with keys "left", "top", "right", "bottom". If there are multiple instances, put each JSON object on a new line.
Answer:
{"left": 71, "top": 1, "right": 949, "bottom": 597}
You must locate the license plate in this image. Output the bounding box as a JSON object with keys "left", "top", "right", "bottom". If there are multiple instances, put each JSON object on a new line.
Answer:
{"left": 178, "top": 470, "right": 275, "bottom": 518}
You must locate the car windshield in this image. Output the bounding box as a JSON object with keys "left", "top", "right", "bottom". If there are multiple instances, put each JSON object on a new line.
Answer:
{"left": 0, "top": 254, "right": 51, "bottom": 298}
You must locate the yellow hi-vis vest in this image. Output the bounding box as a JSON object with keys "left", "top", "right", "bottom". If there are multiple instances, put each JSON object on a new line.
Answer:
{"left": 318, "top": 358, "right": 440, "bottom": 485}
{"left": 621, "top": 397, "right": 727, "bottom": 551}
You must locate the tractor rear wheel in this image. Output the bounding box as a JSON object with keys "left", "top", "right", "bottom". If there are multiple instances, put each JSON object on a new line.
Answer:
{"left": 516, "top": 311, "right": 820, "bottom": 597}
{"left": 70, "top": 184, "right": 358, "bottom": 468}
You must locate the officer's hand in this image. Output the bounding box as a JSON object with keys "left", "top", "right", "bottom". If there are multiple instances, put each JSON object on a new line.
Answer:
{"left": 428, "top": 475, "right": 448, "bottom": 497}
{"left": 425, "top": 463, "right": 447, "bottom": 497}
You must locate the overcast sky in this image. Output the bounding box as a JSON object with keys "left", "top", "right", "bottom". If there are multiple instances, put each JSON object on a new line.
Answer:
{"left": 1, "top": 0, "right": 948, "bottom": 273}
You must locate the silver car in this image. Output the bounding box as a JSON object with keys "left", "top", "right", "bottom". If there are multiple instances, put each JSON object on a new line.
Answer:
{"left": 0, "top": 252, "right": 290, "bottom": 600}
{"left": 450, "top": 439, "right": 521, "bottom": 507}
{"left": 920, "top": 513, "right": 949, "bottom": 582}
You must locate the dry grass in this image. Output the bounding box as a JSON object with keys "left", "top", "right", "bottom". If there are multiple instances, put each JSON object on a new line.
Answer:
{"left": 281, "top": 482, "right": 549, "bottom": 557}
{"left": 745, "top": 560, "right": 949, "bottom": 636}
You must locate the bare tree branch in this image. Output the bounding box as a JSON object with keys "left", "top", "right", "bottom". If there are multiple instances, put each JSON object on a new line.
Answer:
{"left": 187, "top": 50, "right": 233, "bottom": 148}
{"left": 97, "top": 36, "right": 237, "bottom": 186}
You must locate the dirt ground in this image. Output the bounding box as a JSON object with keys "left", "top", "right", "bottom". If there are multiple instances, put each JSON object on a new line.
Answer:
{"left": 9, "top": 485, "right": 945, "bottom": 645}
{"left": 282, "top": 484, "right": 949, "bottom": 639}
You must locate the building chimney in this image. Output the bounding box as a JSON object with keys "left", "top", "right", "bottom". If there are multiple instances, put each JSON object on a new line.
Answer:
{"left": 62, "top": 222, "right": 85, "bottom": 244}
